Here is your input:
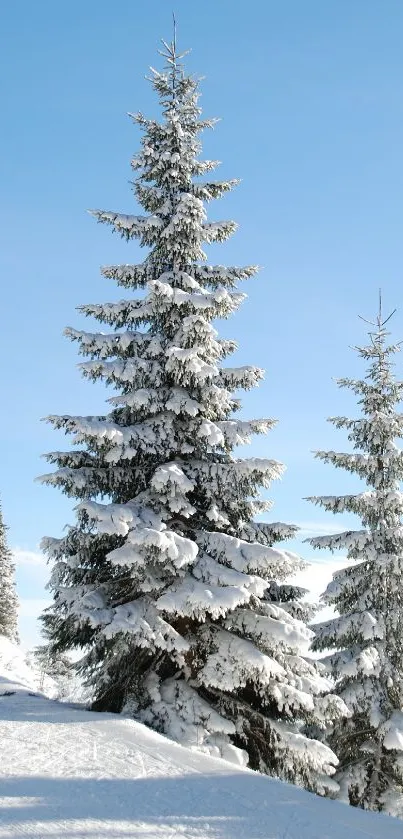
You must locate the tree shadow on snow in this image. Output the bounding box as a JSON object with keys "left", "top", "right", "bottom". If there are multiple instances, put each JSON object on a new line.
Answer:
{"left": 0, "top": 692, "right": 92, "bottom": 724}
{"left": 0, "top": 773, "right": 274, "bottom": 839}
{"left": 0, "top": 773, "right": 401, "bottom": 839}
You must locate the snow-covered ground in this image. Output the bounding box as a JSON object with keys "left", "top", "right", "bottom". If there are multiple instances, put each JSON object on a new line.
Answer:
{"left": 0, "top": 637, "right": 401, "bottom": 839}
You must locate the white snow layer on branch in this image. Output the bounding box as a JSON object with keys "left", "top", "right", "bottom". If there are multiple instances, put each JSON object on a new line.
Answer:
{"left": 79, "top": 499, "right": 198, "bottom": 571}
{"left": 224, "top": 605, "right": 313, "bottom": 653}
{"left": 100, "top": 599, "right": 190, "bottom": 658}
{"left": 89, "top": 209, "right": 163, "bottom": 237}
{"left": 157, "top": 578, "right": 253, "bottom": 620}
{"left": 201, "top": 629, "right": 285, "bottom": 692}
{"left": 198, "top": 531, "right": 301, "bottom": 578}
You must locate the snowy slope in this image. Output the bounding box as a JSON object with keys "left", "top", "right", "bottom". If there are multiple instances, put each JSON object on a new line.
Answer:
{"left": 0, "top": 636, "right": 56, "bottom": 698}
{"left": 0, "top": 636, "right": 45, "bottom": 695}
{"left": 0, "top": 640, "right": 401, "bottom": 838}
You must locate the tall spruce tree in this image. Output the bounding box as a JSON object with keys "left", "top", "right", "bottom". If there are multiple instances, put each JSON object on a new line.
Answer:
{"left": 0, "top": 502, "right": 19, "bottom": 643}
{"left": 308, "top": 301, "right": 403, "bottom": 816}
{"left": 40, "top": 34, "right": 345, "bottom": 791}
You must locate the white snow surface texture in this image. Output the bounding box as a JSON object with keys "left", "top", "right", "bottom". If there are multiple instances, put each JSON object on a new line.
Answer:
{"left": 0, "top": 637, "right": 401, "bottom": 839}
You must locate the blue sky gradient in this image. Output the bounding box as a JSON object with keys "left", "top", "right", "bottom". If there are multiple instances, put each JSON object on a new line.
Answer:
{"left": 2, "top": 0, "right": 403, "bottom": 645}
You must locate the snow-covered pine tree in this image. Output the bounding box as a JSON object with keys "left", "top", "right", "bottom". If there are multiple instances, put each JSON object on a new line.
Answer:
{"left": 0, "top": 502, "right": 19, "bottom": 643}
{"left": 27, "top": 643, "right": 77, "bottom": 699}
{"left": 308, "top": 301, "right": 403, "bottom": 816}
{"left": 40, "top": 33, "right": 345, "bottom": 792}
{"left": 30, "top": 643, "right": 72, "bottom": 683}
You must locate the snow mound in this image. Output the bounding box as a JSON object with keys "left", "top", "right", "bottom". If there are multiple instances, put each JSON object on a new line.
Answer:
{"left": 0, "top": 684, "right": 402, "bottom": 838}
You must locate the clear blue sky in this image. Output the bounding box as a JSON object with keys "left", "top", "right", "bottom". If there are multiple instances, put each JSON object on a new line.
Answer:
{"left": 2, "top": 0, "right": 403, "bottom": 646}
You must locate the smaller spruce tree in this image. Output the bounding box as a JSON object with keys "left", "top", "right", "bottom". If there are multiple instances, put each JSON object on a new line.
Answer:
{"left": 307, "top": 300, "right": 403, "bottom": 817}
{"left": 28, "top": 643, "right": 74, "bottom": 696}
{"left": 0, "top": 503, "right": 19, "bottom": 643}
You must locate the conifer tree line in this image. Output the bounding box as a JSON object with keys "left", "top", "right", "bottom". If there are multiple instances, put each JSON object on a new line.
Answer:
{"left": 0, "top": 503, "right": 18, "bottom": 644}
{"left": 0, "top": 27, "right": 400, "bottom": 818}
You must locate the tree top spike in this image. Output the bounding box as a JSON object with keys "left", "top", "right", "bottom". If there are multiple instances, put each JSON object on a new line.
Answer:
{"left": 172, "top": 11, "right": 177, "bottom": 54}
{"left": 358, "top": 291, "right": 397, "bottom": 331}
{"left": 158, "top": 15, "right": 190, "bottom": 68}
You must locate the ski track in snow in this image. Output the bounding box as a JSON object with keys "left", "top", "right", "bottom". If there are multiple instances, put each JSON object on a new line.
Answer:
{"left": 0, "top": 664, "right": 402, "bottom": 837}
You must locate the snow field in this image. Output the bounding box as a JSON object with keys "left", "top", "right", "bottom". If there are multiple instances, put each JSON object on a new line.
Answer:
{"left": 0, "top": 638, "right": 402, "bottom": 839}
